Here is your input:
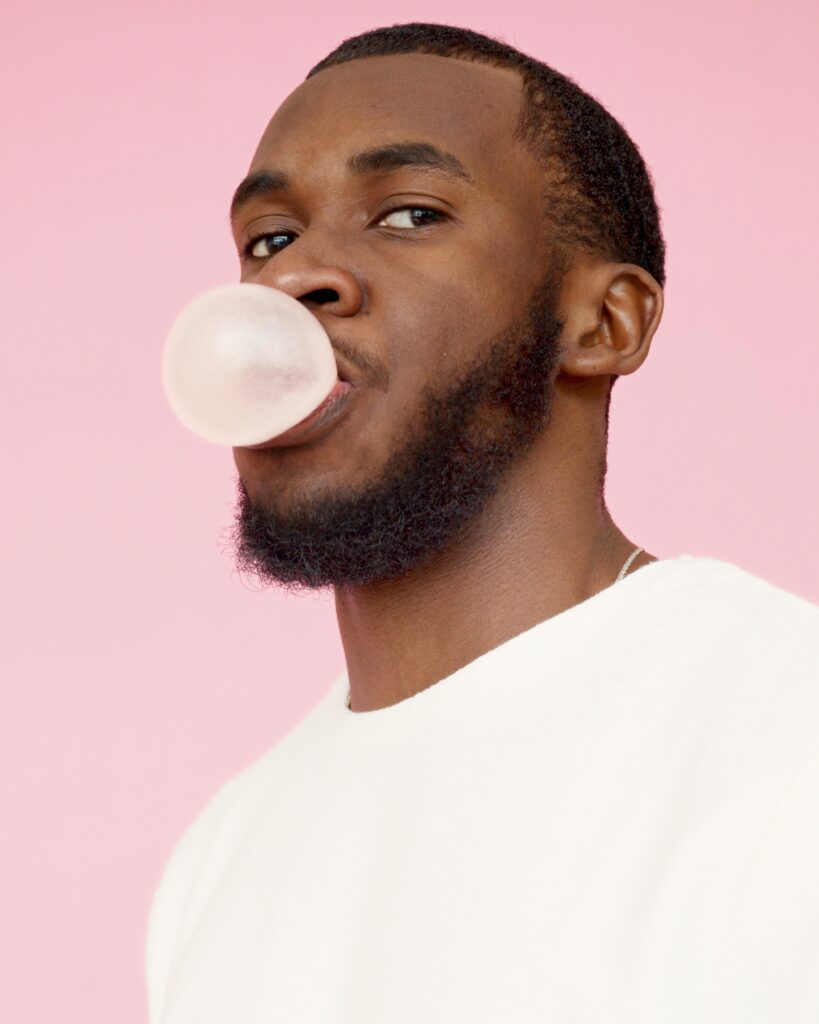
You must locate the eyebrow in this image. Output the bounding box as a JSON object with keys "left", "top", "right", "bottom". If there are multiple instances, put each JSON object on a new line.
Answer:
{"left": 229, "top": 141, "right": 474, "bottom": 222}
{"left": 347, "top": 142, "right": 473, "bottom": 183}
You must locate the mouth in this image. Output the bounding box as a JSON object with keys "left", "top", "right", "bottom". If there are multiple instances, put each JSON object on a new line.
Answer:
{"left": 241, "top": 377, "right": 356, "bottom": 450}
{"left": 291, "top": 378, "right": 354, "bottom": 431}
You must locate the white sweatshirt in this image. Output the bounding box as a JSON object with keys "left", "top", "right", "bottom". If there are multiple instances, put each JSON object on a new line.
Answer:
{"left": 146, "top": 555, "right": 819, "bottom": 1023}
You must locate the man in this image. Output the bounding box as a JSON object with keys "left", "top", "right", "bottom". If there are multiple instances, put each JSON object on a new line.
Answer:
{"left": 146, "top": 23, "right": 819, "bottom": 1024}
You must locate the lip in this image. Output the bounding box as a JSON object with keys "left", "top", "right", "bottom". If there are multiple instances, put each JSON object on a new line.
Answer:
{"left": 242, "top": 380, "right": 356, "bottom": 449}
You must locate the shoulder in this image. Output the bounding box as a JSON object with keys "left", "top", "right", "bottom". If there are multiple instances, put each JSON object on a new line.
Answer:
{"left": 144, "top": 750, "right": 276, "bottom": 1022}
{"left": 626, "top": 556, "right": 819, "bottom": 787}
{"left": 682, "top": 553, "right": 819, "bottom": 697}
{"left": 656, "top": 555, "right": 819, "bottom": 652}
{"left": 144, "top": 676, "right": 343, "bottom": 1022}
{"left": 671, "top": 554, "right": 817, "bottom": 611}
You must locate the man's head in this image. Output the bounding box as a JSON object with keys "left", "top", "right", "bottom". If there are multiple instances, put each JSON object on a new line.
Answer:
{"left": 228, "top": 23, "right": 665, "bottom": 592}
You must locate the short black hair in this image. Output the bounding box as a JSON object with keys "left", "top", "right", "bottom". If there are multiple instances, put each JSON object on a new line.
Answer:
{"left": 308, "top": 23, "right": 666, "bottom": 417}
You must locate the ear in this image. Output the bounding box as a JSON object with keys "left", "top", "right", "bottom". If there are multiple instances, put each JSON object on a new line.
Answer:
{"left": 557, "top": 258, "right": 664, "bottom": 379}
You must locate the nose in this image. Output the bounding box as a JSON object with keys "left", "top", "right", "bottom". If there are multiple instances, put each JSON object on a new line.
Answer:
{"left": 255, "top": 243, "right": 364, "bottom": 319}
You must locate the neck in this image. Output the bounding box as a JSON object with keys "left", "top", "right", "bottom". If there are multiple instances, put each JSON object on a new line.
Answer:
{"left": 334, "top": 385, "right": 654, "bottom": 712}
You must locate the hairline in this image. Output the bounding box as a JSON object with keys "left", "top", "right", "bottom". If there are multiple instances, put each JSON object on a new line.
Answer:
{"left": 305, "top": 49, "right": 537, "bottom": 156}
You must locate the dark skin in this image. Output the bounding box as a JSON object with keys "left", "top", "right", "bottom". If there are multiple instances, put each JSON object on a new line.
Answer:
{"left": 230, "top": 54, "right": 664, "bottom": 712}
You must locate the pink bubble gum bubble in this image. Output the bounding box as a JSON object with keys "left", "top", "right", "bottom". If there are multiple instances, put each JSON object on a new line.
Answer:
{"left": 162, "top": 283, "right": 337, "bottom": 446}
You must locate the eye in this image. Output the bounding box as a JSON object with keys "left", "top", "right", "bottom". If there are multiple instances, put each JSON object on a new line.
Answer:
{"left": 377, "top": 206, "right": 444, "bottom": 230}
{"left": 243, "top": 231, "right": 297, "bottom": 259}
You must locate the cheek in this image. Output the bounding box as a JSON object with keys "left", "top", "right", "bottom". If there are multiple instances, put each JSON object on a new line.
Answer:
{"left": 377, "top": 267, "right": 496, "bottom": 388}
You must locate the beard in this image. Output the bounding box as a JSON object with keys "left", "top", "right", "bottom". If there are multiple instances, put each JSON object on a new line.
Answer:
{"left": 229, "top": 260, "right": 567, "bottom": 593}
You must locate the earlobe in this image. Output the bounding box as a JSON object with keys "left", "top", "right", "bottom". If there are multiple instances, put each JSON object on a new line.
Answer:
{"left": 560, "top": 262, "right": 663, "bottom": 379}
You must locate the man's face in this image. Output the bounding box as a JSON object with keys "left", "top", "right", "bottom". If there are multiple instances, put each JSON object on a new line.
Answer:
{"left": 229, "top": 54, "right": 568, "bottom": 590}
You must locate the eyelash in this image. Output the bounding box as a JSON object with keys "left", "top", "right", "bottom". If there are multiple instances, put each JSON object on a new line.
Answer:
{"left": 240, "top": 205, "right": 445, "bottom": 260}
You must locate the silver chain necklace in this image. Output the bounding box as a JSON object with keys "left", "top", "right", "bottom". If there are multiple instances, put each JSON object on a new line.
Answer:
{"left": 616, "top": 545, "right": 644, "bottom": 582}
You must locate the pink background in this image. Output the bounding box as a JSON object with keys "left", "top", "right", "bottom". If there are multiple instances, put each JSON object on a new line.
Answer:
{"left": 3, "top": 1, "right": 818, "bottom": 1020}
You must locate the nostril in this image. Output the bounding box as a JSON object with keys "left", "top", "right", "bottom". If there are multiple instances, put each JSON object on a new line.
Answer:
{"left": 303, "top": 288, "right": 340, "bottom": 305}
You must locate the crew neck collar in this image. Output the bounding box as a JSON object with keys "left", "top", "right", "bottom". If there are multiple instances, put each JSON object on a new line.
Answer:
{"left": 334, "top": 555, "right": 697, "bottom": 725}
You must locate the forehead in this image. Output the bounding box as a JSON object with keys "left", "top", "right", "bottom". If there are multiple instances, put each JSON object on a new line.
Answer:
{"left": 250, "top": 54, "right": 530, "bottom": 185}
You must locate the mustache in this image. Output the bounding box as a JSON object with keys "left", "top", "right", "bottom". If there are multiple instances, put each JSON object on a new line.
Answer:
{"left": 327, "top": 331, "right": 390, "bottom": 391}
